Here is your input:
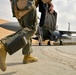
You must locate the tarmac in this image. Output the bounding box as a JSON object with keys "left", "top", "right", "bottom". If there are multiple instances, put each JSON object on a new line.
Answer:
{"left": 0, "top": 22, "right": 76, "bottom": 75}
{"left": 0, "top": 45, "right": 76, "bottom": 75}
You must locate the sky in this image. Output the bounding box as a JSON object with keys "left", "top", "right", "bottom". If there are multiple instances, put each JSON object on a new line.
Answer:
{"left": 0, "top": 0, "right": 76, "bottom": 31}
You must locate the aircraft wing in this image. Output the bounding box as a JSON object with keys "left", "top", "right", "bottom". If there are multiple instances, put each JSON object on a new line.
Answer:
{"left": 0, "top": 22, "right": 21, "bottom": 31}
{"left": 0, "top": 22, "right": 39, "bottom": 39}
{"left": 58, "top": 30, "right": 76, "bottom": 35}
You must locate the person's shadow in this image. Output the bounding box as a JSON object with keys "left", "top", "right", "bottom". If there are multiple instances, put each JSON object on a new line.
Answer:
{"left": 0, "top": 71, "right": 17, "bottom": 75}
{"left": 0, "top": 62, "right": 23, "bottom": 75}
{"left": 7, "top": 62, "right": 22, "bottom": 66}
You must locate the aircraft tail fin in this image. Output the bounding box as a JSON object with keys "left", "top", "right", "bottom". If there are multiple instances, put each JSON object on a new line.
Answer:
{"left": 68, "top": 23, "right": 71, "bottom": 36}
{"left": 68, "top": 22, "right": 70, "bottom": 31}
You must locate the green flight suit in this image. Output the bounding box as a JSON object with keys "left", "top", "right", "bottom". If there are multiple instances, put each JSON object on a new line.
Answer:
{"left": 1, "top": 7, "right": 37, "bottom": 55}
{"left": 18, "top": 8, "right": 37, "bottom": 55}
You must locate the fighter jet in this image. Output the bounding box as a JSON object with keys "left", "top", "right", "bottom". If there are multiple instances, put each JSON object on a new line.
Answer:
{"left": 0, "top": 22, "right": 76, "bottom": 45}
{"left": 33, "top": 24, "right": 76, "bottom": 45}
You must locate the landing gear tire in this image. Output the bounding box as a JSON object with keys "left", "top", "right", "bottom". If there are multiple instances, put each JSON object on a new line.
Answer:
{"left": 60, "top": 40, "right": 63, "bottom": 45}
{"left": 39, "top": 42, "right": 42, "bottom": 46}
{"left": 47, "top": 41, "right": 51, "bottom": 45}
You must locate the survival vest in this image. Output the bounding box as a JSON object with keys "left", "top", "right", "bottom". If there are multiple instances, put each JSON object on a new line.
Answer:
{"left": 11, "top": 0, "right": 35, "bottom": 19}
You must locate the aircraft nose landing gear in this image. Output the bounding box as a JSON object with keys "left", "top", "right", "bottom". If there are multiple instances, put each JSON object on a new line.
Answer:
{"left": 59, "top": 39, "right": 63, "bottom": 45}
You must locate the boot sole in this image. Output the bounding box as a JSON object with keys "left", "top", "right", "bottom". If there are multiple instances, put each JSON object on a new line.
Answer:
{"left": 23, "top": 58, "right": 38, "bottom": 64}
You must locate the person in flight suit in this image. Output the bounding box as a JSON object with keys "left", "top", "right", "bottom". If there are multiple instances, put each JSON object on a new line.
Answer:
{"left": 0, "top": 0, "right": 39, "bottom": 71}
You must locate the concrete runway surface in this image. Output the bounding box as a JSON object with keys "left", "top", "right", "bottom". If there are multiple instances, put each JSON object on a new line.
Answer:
{"left": 0, "top": 21, "right": 76, "bottom": 75}
{"left": 0, "top": 45, "right": 76, "bottom": 75}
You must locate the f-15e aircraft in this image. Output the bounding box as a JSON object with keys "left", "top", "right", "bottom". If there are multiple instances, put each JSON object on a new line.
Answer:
{"left": 0, "top": 22, "right": 76, "bottom": 45}
{"left": 33, "top": 26, "right": 76, "bottom": 45}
